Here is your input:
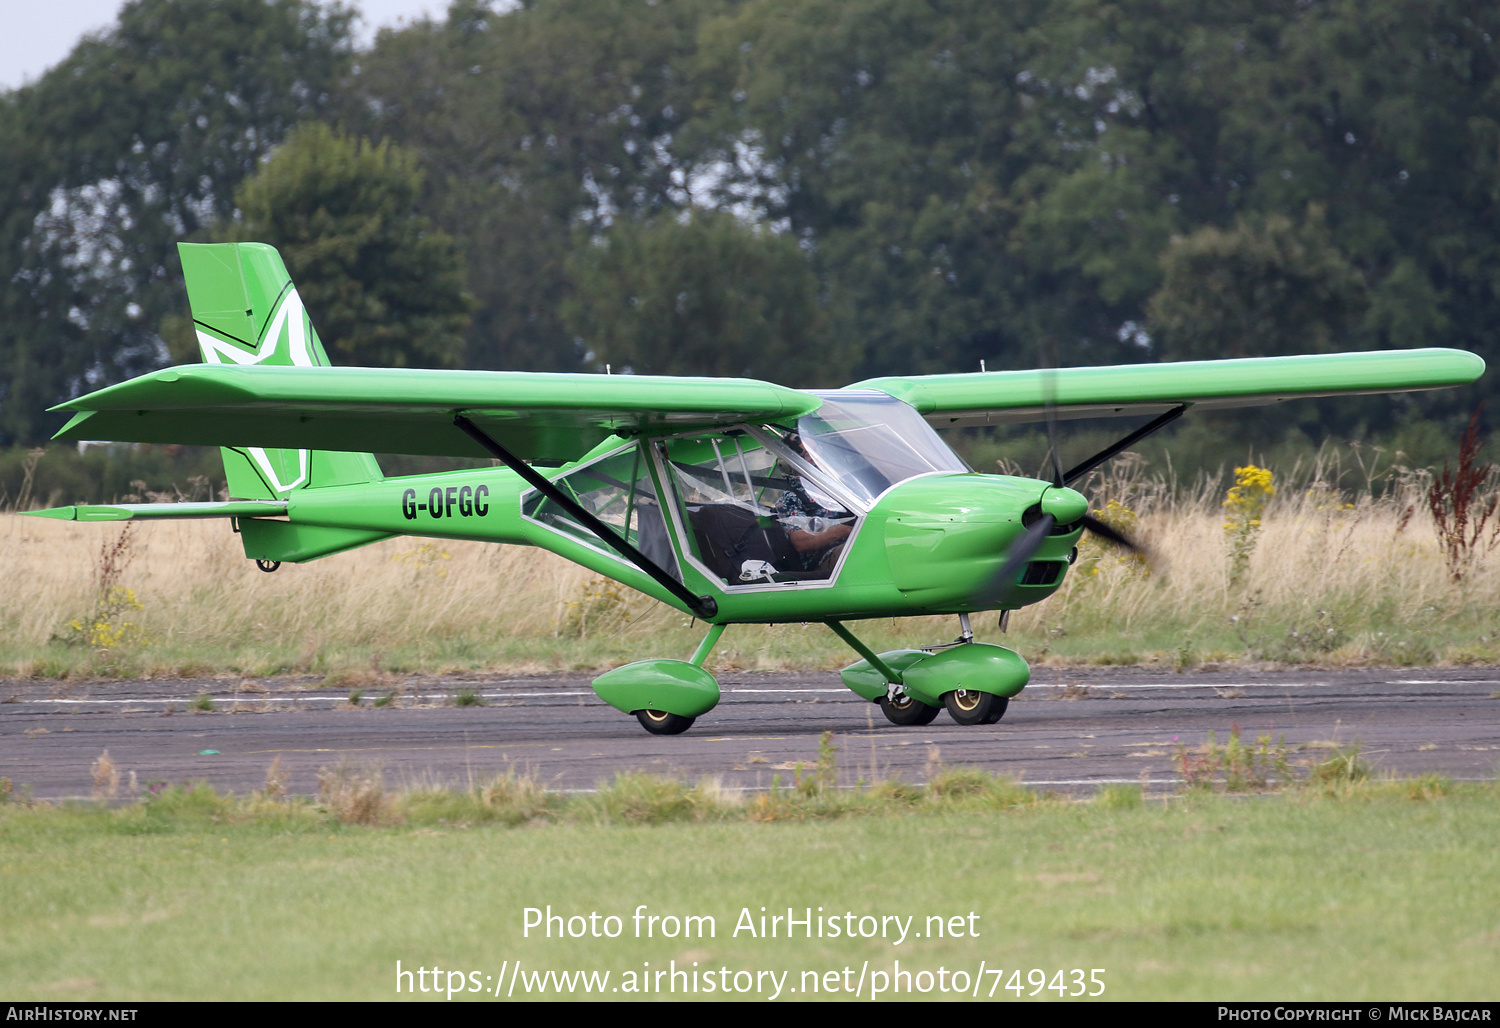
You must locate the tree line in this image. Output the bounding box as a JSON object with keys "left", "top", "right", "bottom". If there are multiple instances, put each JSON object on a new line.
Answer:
{"left": 2, "top": 0, "right": 1497, "bottom": 449}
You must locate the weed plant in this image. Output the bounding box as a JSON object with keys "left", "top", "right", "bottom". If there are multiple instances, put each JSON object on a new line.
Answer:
{"left": 1310, "top": 745, "right": 1373, "bottom": 792}
{"left": 1425, "top": 406, "right": 1500, "bottom": 581}
{"left": 1222, "top": 464, "right": 1275, "bottom": 584}
{"left": 1174, "top": 727, "right": 1295, "bottom": 792}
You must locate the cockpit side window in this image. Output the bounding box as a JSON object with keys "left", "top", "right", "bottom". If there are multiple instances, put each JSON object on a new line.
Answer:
{"left": 659, "top": 433, "right": 858, "bottom": 586}
{"left": 521, "top": 443, "right": 678, "bottom": 578}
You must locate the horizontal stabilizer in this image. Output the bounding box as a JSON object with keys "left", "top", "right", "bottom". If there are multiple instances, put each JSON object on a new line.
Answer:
{"left": 51, "top": 366, "right": 822, "bottom": 462}
{"left": 25, "top": 500, "right": 288, "bottom": 522}
{"left": 852, "top": 348, "right": 1486, "bottom": 427}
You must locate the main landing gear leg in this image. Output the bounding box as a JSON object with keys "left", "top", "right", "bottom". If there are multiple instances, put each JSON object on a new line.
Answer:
{"left": 832, "top": 618, "right": 1025, "bottom": 727}
{"left": 631, "top": 623, "right": 727, "bottom": 735}
{"left": 688, "top": 623, "right": 727, "bottom": 668}
{"left": 826, "top": 620, "right": 941, "bottom": 727}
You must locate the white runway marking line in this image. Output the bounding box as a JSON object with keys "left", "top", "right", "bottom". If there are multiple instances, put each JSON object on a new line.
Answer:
{"left": 20, "top": 691, "right": 597, "bottom": 706}
{"left": 724, "top": 688, "right": 850, "bottom": 693}
{"left": 1033, "top": 680, "right": 1491, "bottom": 689}
{"left": 1040, "top": 681, "right": 1334, "bottom": 689}
{"left": 20, "top": 687, "right": 852, "bottom": 706}
{"left": 17, "top": 678, "right": 1480, "bottom": 708}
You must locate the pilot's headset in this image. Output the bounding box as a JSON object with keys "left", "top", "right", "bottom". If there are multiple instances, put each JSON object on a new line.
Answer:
{"left": 780, "top": 432, "right": 821, "bottom": 485}
{"left": 782, "top": 430, "right": 848, "bottom": 516}
{"left": 781, "top": 432, "right": 825, "bottom": 503}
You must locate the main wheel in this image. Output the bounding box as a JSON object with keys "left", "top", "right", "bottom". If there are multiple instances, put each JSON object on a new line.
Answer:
{"left": 635, "top": 709, "right": 696, "bottom": 735}
{"left": 878, "top": 694, "right": 941, "bottom": 726}
{"left": 980, "top": 695, "right": 1008, "bottom": 724}
{"left": 944, "top": 689, "right": 1008, "bottom": 726}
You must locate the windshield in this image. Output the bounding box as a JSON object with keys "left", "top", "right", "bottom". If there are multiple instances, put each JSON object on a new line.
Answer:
{"left": 791, "top": 392, "right": 970, "bottom": 507}
{"left": 658, "top": 433, "right": 857, "bottom": 585}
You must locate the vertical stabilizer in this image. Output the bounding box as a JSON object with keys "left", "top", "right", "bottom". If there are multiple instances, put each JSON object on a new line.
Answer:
{"left": 178, "top": 242, "right": 382, "bottom": 498}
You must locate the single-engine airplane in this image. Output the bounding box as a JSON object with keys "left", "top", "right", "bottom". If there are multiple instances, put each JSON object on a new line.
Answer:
{"left": 29, "top": 242, "right": 1485, "bottom": 733}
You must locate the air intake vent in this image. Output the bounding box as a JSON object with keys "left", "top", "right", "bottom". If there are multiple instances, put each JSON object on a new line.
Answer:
{"left": 1020, "top": 561, "right": 1064, "bottom": 586}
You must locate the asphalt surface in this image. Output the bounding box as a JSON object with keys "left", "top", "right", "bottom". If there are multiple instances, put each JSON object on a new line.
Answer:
{"left": 3, "top": 667, "right": 1498, "bottom": 800}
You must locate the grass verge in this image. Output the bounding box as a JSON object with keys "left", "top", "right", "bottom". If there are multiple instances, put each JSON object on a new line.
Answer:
{"left": 1, "top": 763, "right": 1494, "bottom": 1001}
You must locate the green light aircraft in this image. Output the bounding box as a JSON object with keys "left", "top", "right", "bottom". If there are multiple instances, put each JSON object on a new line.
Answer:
{"left": 30, "top": 242, "right": 1486, "bottom": 734}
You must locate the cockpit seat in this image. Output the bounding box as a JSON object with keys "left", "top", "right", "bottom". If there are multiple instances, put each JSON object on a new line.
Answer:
{"left": 685, "top": 503, "right": 821, "bottom": 583}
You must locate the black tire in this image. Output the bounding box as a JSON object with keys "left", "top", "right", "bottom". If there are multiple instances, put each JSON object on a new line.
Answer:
{"left": 944, "top": 689, "right": 1008, "bottom": 726}
{"left": 635, "top": 709, "right": 696, "bottom": 735}
{"left": 980, "top": 696, "right": 1009, "bottom": 724}
{"left": 878, "top": 694, "right": 941, "bottom": 726}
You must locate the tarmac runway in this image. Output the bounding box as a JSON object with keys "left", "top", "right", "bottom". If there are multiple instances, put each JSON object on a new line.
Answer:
{"left": 3, "top": 667, "right": 1498, "bottom": 800}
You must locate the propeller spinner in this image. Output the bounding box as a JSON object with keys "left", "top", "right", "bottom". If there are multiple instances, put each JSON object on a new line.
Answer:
{"left": 976, "top": 483, "right": 1147, "bottom": 608}
{"left": 974, "top": 378, "right": 1168, "bottom": 609}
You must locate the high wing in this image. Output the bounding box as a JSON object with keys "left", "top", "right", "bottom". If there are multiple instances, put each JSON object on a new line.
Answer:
{"left": 51, "top": 365, "right": 821, "bottom": 462}
{"left": 48, "top": 348, "right": 1485, "bottom": 457}
{"left": 850, "top": 348, "right": 1485, "bottom": 427}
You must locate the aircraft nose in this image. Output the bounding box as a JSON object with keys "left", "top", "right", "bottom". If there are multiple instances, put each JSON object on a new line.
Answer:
{"left": 1039, "top": 485, "right": 1088, "bottom": 525}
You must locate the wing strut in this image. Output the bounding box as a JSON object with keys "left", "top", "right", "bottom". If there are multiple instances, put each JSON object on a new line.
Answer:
{"left": 454, "top": 415, "right": 719, "bottom": 620}
{"left": 1061, "top": 404, "right": 1189, "bottom": 486}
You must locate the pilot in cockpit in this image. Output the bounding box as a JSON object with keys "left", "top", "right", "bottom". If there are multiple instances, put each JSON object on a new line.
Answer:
{"left": 774, "top": 432, "right": 855, "bottom": 572}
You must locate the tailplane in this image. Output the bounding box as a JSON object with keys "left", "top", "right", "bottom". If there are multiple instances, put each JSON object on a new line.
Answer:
{"left": 178, "top": 241, "right": 382, "bottom": 499}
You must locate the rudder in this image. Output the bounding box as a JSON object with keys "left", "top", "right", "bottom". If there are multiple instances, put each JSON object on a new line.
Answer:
{"left": 178, "top": 241, "right": 382, "bottom": 499}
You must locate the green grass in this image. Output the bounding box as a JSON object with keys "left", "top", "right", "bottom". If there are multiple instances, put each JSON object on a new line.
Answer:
{"left": 1, "top": 776, "right": 1496, "bottom": 1001}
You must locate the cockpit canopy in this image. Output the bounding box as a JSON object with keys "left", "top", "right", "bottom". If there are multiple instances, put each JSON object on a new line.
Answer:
{"left": 523, "top": 390, "right": 972, "bottom": 590}
{"left": 792, "top": 391, "right": 970, "bottom": 507}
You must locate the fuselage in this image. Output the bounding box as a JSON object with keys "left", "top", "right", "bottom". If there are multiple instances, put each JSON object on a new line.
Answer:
{"left": 276, "top": 404, "right": 1088, "bottom": 624}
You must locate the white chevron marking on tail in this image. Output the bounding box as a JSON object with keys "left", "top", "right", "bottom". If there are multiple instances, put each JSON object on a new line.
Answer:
{"left": 195, "top": 289, "right": 316, "bottom": 493}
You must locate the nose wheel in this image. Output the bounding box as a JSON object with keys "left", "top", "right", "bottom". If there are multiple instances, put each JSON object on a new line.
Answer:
{"left": 634, "top": 709, "right": 696, "bottom": 735}
{"left": 944, "top": 689, "right": 1008, "bottom": 725}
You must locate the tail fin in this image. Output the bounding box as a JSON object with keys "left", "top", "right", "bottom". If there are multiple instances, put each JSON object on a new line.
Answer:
{"left": 178, "top": 241, "right": 382, "bottom": 498}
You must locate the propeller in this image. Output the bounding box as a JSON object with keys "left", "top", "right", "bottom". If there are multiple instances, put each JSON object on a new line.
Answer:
{"left": 973, "top": 345, "right": 1160, "bottom": 609}
{"left": 1041, "top": 346, "right": 1064, "bottom": 489}
{"left": 975, "top": 492, "right": 1147, "bottom": 608}
{"left": 978, "top": 510, "right": 1058, "bottom": 607}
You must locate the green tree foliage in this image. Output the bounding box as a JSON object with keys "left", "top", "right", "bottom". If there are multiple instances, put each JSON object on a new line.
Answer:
{"left": 688, "top": 0, "right": 1500, "bottom": 388}
{"left": 689, "top": 0, "right": 1051, "bottom": 375}
{"left": 1149, "top": 209, "right": 1369, "bottom": 359}
{"left": 1036, "top": 0, "right": 1500, "bottom": 369}
{"left": 225, "top": 122, "right": 469, "bottom": 368}
{"left": 5, "top": 0, "right": 1500, "bottom": 448}
{"left": 563, "top": 212, "right": 839, "bottom": 384}
{"left": 346, "top": 0, "right": 730, "bottom": 372}
{"left": 0, "top": 0, "right": 353, "bottom": 443}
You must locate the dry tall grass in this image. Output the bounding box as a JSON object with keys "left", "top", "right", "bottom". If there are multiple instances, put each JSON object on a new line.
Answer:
{"left": 1013, "top": 457, "right": 1500, "bottom": 666}
{"left": 1, "top": 513, "right": 664, "bottom": 678}
{"left": 3, "top": 456, "right": 1497, "bottom": 678}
